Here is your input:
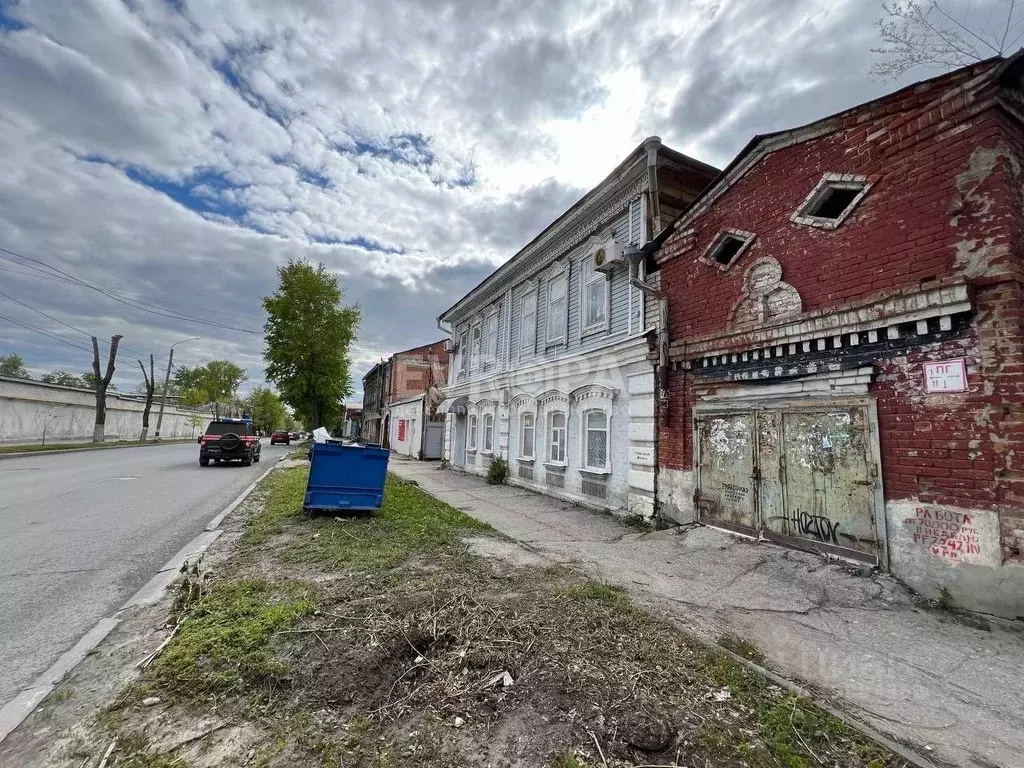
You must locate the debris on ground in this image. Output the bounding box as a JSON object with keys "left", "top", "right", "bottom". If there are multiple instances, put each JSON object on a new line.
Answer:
{"left": 65, "top": 467, "right": 912, "bottom": 768}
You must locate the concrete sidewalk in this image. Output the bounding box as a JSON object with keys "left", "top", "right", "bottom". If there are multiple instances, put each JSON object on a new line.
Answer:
{"left": 391, "top": 458, "right": 1024, "bottom": 768}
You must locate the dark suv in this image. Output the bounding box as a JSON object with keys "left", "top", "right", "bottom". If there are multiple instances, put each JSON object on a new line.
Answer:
{"left": 199, "top": 418, "right": 262, "bottom": 467}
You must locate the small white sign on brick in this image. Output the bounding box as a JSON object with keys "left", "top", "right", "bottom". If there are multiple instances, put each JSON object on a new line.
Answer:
{"left": 924, "top": 358, "right": 967, "bottom": 393}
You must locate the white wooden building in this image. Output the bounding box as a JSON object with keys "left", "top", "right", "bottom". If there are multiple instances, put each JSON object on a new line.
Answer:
{"left": 435, "top": 138, "right": 718, "bottom": 517}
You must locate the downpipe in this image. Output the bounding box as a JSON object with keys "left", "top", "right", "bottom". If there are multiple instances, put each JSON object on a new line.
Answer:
{"left": 629, "top": 274, "right": 669, "bottom": 420}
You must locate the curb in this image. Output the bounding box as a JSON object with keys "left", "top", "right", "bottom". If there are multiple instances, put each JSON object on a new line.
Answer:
{"left": 0, "top": 440, "right": 195, "bottom": 461}
{"left": 0, "top": 451, "right": 292, "bottom": 746}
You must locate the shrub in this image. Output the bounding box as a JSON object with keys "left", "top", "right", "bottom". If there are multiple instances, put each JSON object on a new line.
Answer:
{"left": 486, "top": 454, "right": 508, "bottom": 485}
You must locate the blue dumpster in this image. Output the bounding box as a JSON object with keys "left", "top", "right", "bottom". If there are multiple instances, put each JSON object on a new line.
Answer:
{"left": 304, "top": 441, "right": 390, "bottom": 513}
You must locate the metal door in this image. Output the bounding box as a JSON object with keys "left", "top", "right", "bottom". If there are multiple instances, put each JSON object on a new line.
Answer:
{"left": 424, "top": 423, "right": 443, "bottom": 460}
{"left": 695, "top": 412, "right": 757, "bottom": 533}
{"left": 774, "top": 408, "right": 878, "bottom": 560}
{"left": 696, "top": 405, "right": 879, "bottom": 564}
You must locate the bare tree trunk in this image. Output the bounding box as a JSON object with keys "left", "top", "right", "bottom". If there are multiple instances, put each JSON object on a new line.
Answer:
{"left": 138, "top": 354, "right": 155, "bottom": 441}
{"left": 91, "top": 334, "right": 123, "bottom": 443}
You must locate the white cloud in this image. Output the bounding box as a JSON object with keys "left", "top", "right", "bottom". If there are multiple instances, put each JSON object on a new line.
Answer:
{"left": 0, "top": 0, "right": 1007, "bottom": 401}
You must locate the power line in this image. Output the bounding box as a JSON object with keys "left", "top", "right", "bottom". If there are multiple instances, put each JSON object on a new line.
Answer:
{"left": 0, "top": 311, "right": 95, "bottom": 354}
{"left": 0, "top": 264, "right": 265, "bottom": 324}
{"left": 0, "top": 246, "right": 262, "bottom": 334}
{"left": 0, "top": 289, "right": 151, "bottom": 358}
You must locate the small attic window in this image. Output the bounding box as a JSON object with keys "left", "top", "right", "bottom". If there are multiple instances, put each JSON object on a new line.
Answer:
{"left": 792, "top": 173, "right": 870, "bottom": 229}
{"left": 700, "top": 229, "right": 756, "bottom": 272}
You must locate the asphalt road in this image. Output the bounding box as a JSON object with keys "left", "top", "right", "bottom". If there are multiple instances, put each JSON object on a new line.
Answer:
{"left": 0, "top": 440, "right": 291, "bottom": 710}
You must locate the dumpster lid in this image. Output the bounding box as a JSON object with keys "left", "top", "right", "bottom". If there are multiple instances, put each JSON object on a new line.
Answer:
{"left": 435, "top": 395, "right": 467, "bottom": 415}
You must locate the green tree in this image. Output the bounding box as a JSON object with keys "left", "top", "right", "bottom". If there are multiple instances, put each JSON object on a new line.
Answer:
{"left": 262, "top": 260, "right": 360, "bottom": 430}
{"left": 244, "top": 386, "right": 288, "bottom": 434}
{"left": 0, "top": 353, "right": 30, "bottom": 379}
{"left": 175, "top": 360, "right": 247, "bottom": 418}
{"left": 42, "top": 370, "right": 85, "bottom": 387}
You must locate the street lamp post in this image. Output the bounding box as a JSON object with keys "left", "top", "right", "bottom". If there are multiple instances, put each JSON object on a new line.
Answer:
{"left": 153, "top": 337, "right": 200, "bottom": 440}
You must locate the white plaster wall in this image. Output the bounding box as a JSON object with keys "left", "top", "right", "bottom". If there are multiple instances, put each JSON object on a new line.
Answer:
{"left": 886, "top": 499, "right": 1024, "bottom": 619}
{"left": 0, "top": 377, "right": 204, "bottom": 442}
{"left": 658, "top": 467, "right": 696, "bottom": 525}
{"left": 388, "top": 398, "right": 423, "bottom": 458}
{"left": 454, "top": 350, "right": 651, "bottom": 513}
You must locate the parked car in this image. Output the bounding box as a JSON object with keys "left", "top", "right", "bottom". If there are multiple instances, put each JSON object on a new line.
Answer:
{"left": 199, "top": 418, "right": 261, "bottom": 467}
{"left": 270, "top": 430, "right": 291, "bottom": 445}
{"left": 290, "top": 431, "right": 300, "bottom": 441}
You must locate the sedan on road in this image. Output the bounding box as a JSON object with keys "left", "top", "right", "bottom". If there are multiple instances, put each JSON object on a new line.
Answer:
{"left": 270, "top": 430, "right": 290, "bottom": 445}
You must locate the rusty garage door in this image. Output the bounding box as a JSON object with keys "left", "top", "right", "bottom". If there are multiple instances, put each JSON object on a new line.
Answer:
{"left": 696, "top": 405, "right": 880, "bottom": 564}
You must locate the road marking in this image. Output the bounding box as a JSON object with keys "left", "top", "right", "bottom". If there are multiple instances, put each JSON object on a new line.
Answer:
{"left": 0, "top": 617, "right": 120, "bottom": 744}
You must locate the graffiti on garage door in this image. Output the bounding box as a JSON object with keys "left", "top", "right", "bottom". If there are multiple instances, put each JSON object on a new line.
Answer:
{"left": 696, "top": 405, "right": 880, "bottom": 563}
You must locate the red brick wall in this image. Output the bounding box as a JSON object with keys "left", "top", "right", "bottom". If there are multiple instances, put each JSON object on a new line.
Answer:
{"left": 658, "top": 64, "right": 1024, "bottom": 534}
{"left": 390, "top": 341, "right": 450, "bottom": 403}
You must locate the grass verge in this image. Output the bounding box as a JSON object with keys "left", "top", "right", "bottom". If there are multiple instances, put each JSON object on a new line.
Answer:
{"left": 90, "top": 467, "right": 911, "bottom": 768}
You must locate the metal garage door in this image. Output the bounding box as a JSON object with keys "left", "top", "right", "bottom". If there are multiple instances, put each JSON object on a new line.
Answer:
{"left": 695, "top": 405, "right": 880, "bottom": 564}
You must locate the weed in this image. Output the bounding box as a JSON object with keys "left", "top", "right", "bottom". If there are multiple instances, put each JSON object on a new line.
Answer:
{"left": 548, "top": 751, "right": 594, "bottom": 768}
{"left": 245, "top": 469, "right": 308, "bottom": 546}
{"left": 99, "top": 732, "right": 191, "bottom": 768}
{"left": 562, "top": 582, "right": 632, "bottom": 611}
{"left": 718, "top": 632, "right": 766, "bottom": 664}
{"left": 486, "top": 454, "right": 509, "bottom": 484}
{"left": 146, "top": 578, "right": 316, "bottom": 700}
{"left": 937, "top": 585, "right": 955, "bottom": 610}
{"left": 251, "top": 470, "right": 491, "bottom": 570}
{"left": 620, "top": 513, "right": 651, "bottom": 531}
{"left": 49, "top": 687, "right": 75, "bottom": 703}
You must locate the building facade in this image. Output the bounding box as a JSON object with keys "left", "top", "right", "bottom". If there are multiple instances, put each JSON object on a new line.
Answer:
{"left": 361, "top": 359, "right": 392, "bottom": 446}
{"left": 653, "top": 56, "right": 1024, "bottom": 618}
{"left": 437, "top": 138, "right": 718, "bottom": 515}
{"left": 386, "top": 339, "right": 449, "bottom": 459}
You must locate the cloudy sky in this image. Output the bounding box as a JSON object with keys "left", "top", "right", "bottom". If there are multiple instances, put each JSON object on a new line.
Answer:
{"left": 0, "top": 0, "right": 1010, "bottom": 400}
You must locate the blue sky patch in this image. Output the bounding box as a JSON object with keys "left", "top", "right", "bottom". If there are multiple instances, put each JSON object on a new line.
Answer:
{"left": 78, "top": 154, "right": 250, "bottom": 221}
{"left": 0, "top": 1, "right": 27, "bottom": 31}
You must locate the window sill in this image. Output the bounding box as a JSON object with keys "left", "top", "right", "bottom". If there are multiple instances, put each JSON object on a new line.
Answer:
{"left": 481, "top": 449, "right": 493, "bottom": 456}
{"left": 544, "top": 461, "right": 567, "bottom": 471}
{"left": 467, "top": 448, "right": 477, "bottom": 455}
{"left": 517, "top": 456, "right": 535, "bottom": 464}
{"left": 545, "top": 337, "right": 565, "bottom": 348}
{"left": 580, "top": 325, "right": 608, "bottom": 340}
{"left": 579, "top": 467, "right": 611, "bottom": 477}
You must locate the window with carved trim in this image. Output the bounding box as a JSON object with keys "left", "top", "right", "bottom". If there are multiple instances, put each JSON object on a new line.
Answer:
{"left": 548, "top": 411, "right": 566, "bottom": 463}
{"left": 520, "top": 412, "right": 535, "bottom": 459}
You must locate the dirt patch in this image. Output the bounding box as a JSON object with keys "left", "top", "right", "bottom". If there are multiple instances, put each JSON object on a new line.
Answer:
{"left": 42, "top": 468, "right": 912, "bottom": 768}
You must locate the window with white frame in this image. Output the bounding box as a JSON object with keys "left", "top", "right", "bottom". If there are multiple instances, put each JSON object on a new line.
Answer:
{"left": 519, "top": 412, "right": 535, "bottom": 459}
{"left": 485, "top": 312, "right": 499, "bottom": 364}
{"left": 582, "top": 409, "right": 609, "bottom": 471}
{"left": 701, "top": 229, "right": 755, "bottom": 271}
{"left": 547, "top": 411, "right": 566, "bottom": 464}
{"left": 581, "top": 257, "right": 607, "bottom": 332}
{"left": 791, "top": 173, "right": 871, "bottom": 230}
{"left": 546, "top": 273, "right": 567, "bottom": 344}
{"left": 458, "top": 330, "right": 469, "bottom": 377}
{"left": 482, "top": 413, "right": 494, "bottom": 453}
{"left": 471, "top": 325, "right": 482, "bottom": 371}
{"left": 468, "top": 414, "right": 478, "bottom": 450}
{"left": 520, "top": 289, "right": 537, "bottom": 353}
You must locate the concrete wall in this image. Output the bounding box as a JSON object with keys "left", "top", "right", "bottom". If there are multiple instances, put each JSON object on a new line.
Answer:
{"left": 0, "top": 376, "right": 207, "bottom": 443}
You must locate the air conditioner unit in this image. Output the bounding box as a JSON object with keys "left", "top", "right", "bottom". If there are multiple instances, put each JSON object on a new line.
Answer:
{"left": 444, "top": 339, "right": 458, "bottom": 353}
{"left": 591, "top": 239, "right": 624, "bottom": 273}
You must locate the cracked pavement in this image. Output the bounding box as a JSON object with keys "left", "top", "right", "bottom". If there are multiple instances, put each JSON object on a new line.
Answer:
{"left": 391, "top": 458, "right": 1024, "bottom": 768}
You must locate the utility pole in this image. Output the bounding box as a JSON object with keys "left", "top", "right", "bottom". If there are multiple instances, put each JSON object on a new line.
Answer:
{"left": 154, "top": 337, "right": 200, "bottom": 440}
